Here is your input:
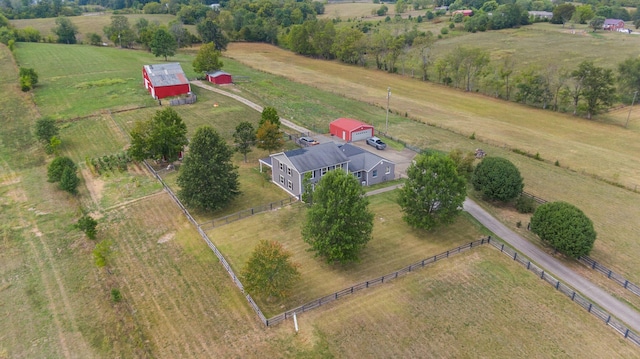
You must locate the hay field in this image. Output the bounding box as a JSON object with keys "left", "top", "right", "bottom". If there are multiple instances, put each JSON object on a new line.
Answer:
{"left": 9, "top": 14, "right": 188, "bottom": 43}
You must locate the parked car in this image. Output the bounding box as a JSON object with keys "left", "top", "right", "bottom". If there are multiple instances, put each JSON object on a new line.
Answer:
{"left": 366, "top": 136, "right": 386, "bottom": 150}
{"left": 298, "top": 136, "right": 319, "bottom": 147}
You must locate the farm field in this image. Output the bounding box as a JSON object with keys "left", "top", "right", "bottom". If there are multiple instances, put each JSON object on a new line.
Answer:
{"left": 9, "top": 14, "right": 192, "bottom": 44}
{"left": 224, "top": 42, "right": 640, "bottom": 286}
{"left": 2, "top": 37, "right": 640, "bottom": 357}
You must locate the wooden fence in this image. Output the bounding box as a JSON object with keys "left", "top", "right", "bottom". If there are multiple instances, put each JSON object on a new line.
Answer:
{"left": 577, "top": 256, "right": 640, "bottom": 297}
{"left": 263, "top": 237, "right": 491, "bottom": 326}
{"left": 199, "top": 197, "right": 298, "bottom": 231}
{"left": 487, "top": 239, "right": 640, "bottom": 348}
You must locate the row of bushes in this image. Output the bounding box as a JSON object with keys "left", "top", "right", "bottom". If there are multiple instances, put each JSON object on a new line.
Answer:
{"left": 87, "top": 152, "right": 132, "bottom": 175}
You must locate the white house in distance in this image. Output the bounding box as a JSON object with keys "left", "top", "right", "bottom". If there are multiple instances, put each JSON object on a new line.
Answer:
{"left": 259, "top": 142, "right": 395, "bottom": 198}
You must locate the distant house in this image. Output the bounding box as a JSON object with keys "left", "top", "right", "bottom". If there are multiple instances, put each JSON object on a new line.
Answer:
{"left": 329, "top": 118, "right": 375, "bottom": 142}
{"left": 452, "top": 9, "right": 473, "bottom": 16}
{"left": 603, "top": 19, "right": 625, "bottom": 31}
{"left": 528, "top": 11, "right": 553, "bottom": 20}
{"left": 206, "top": 71, "right": 233, "bottom": 85}
{"left": 142, "top": 63, "right": 191, "bottom": 99}
{"left": 259, "top": 142, "right": 395, "bottom": 197}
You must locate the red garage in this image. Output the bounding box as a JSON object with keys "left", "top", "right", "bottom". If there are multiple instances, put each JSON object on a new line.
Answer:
{"left": 142, "top": 63, "right": 191, "bottom": 99}
{"left": 329, "top": 118, "right": 374, "bottom": 142}
{"left": 206, "top": 71, "right": 233, "bottom": 84}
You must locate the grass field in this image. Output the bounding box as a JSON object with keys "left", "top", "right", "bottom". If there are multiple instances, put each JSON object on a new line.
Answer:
{"left": 13, "top": 42, "right": 197, "bottom": 118}
{"left": 3, "top": 38, "right": 640, "bottom": 356}
{"left": 208, "top": 191, "right": 486, "bottom": 316}
{"left": 9, "top": 13, "right": 192, "bottom": 44}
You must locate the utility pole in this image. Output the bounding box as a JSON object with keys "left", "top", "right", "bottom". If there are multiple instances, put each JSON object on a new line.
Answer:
{"left": 385, "top": 87, "right": 391, "bottom": 134}
{"left": 626, "top": 90, "right": 638, "bottom": 128}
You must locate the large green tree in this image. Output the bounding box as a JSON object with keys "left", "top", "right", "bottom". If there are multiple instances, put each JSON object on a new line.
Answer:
{"left": 531, "top": 201, "right": 596, "bottom": 258}
{"left": 472, "top": 157, "right": 523, "bottom": 202}
{"left": 241, "top": 240, "right": 300, "bottom": 300}
{"left": 572, "top": 61, "right": 615, "bottom": 119}
{"left": 617, "top": 57, "right": 640, "bottom": 101}
{"left": 103, "top": 15, "right": 135, "bottom": 48}
{"left": 196, "top": 18, "right": 228, "bottom": 51}
{"left": 35, "top": 116, "right": 58, "bottom": 143}
{"left": 59, "top": 166, "right": 80, "bottom": 194}
{"left": 177, "top": 126, "right": 240, "bottom": 211}
{"left": 302, "top": 169, "right": 374, "bottom": 264}
{"left": 150, "top": 27, "right": 178, "bottom": 61}
{"left": 589, "top": 16, "right": 605, "bottom": 32}
{"left": 47, "top": 156, "right": 76, "bottom": 183}
{"left": 259, "top": 106, "right": 281, "bottom": 128}
{"left": 128, "top": 107, "right": 188, "bottom": 162}
{"left": 53, "top": 16, "right": 78, "bottom": 44}
{"left": 398, "top": 152, "right": 467, "bottom": 230}
{"left": 256, "top": 121, "right": 283, "bottom": 154}
{"left": 192, "top": 42, "right": 223, "bottom": 74}
{"left": 233, "top": 121, "right": 256, "bottom": 163}
{"left": 551, "top": 3, "right": 575, "bottom": 27}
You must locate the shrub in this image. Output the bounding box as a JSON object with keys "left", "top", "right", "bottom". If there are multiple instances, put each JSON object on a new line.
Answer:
{"left": 77, "top": 215, "right": 98, "bottom": 240}
{"left": 472, "top": 157, "right": 524, "bottom": 202}
{"left": 441, "top": 27, "right": 449, "bottom": 35}
{"left": 93, "top": 240, "right": 113, "bottom": 267}
{"left": 59, "top": 166, "right": 80, "bottom": 194}
{"left": 111, "top": 288, "right": 122, "bottom": 303}
{"left": 515, "top": 195, "right": 536, "bottom": 214}
{"left": 47, "top": 156, "right": 76, "bottom": 183}
{"left": 35, "top": 117, "right": 59, "bottom": 143}
{"left": 531, "top": 202, "right": 596, "bottom": 258}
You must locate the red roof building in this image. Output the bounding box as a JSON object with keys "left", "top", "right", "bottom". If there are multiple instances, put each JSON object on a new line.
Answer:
{"left": 142, "top": 63, "right": 191, "bottom": 99}
{"left": 206, "top": 71, "right": 233, "bottom": 84}
{"left": 329, "top": 118, "right": 375, "bottom": 142}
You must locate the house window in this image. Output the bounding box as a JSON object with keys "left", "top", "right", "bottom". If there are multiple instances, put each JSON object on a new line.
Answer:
{"left": 287, "top": 167, "right": 292, "bottom": 176}
{"left": 321, "top": 167, "right": 327, "bottom": 176}
{"left": 373, "top": 170, "right": 378, "bottom": 178}
{"left": 356, "top": 172, "right": 362, "bottom": 178}
{"left": 385, "top": 166, "right": 391, "bottom": 174}
{"left": 279, "top": 163, "right": 283, "bottom": 171}
{"left": 280, "top": 175, "right": 284, "bottom": 185}
{"left": 287, "top": 180, "right": 293, "bottom": 190}
{"left": 310, "top": 171, "right": 315, "bottom": 179}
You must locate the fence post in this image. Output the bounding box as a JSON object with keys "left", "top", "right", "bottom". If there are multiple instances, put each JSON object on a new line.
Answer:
{"left": 606, "top": 315, "right": 611, "bottom": 324}
{"left": 527, "top": 261, "right": 531, "bottom": 270}
{"left": 592, "top": 260, "right": 596, "bottom": 269}
{"left": 488, "top": 236, "right": 491, "bottom": 243}
{"left": 624, "top": 280, "right": 629, "bottom": 289}
{"left": 366, "top": 281, "right": 369, "bottom": 288}
{"left": 588, "top": 303, "right": 592, "bottom": 313}
{"left": 251, "top": 208, "right": 254, "bottom": 215}
{"left": 541, "top": 271, "right": 545, "bottom": 279}
{"left": 513, "top": 252, "right": 517, "bottom": 260}
{"left": 555, "top": 281, "right": 560, "bottom": 290}
{"left": 501, "top": 244, "right": 504, "bottom": 252}
{"left": 608, "top": 270, "right": 612, "bottom": 279}
{"left": 625, "top": 329, "right": 630, "bottom": 338}
{"left": 571, "top": 292, "right": 576, "bottom": 301}
{"left": 446, "top": 250, "right": 449, "bottom": 257}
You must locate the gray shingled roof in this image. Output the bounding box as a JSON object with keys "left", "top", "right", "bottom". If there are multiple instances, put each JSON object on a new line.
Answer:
{"left": 286, "top": 142, "right": 349, "bottom": 173}
{"left": 339, "top": 143, "right": 389, "bottom": 172}
{"left": 144, "top": 63, "right": 189, "bottom": 87}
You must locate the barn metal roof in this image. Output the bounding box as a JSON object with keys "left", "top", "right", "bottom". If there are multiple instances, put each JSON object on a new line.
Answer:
{"left": 143, "top": 63, "right": 189, "bottom": 87}
{"left": 207, "top": 70, "right": 231, "bottom": 77}
{"left": 331, "top": 118, "right": 373, "bottom": 131}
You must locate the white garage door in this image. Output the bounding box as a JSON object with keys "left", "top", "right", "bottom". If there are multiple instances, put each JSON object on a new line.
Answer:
{"left": 351, "top": 128, "right": 373, "bottom": 142}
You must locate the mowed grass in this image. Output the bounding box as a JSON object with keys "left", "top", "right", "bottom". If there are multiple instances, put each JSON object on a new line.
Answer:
{"left": 13, "top": 42, "right": 198, "bottom": 118}
{"left": 9, "top": 14, "right": 192, "bottom": 43}
{"left": 224, "top": 43, "right": 640, "bottom": 284}
{"left": 301, "top": 247, "right": 640, "bottom": 358}
{"left": 207, "top": 190, "right": 486, "bottom": 316}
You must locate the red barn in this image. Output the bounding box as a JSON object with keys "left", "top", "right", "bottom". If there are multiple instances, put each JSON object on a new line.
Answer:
{"left": 142, "top": 63, "right": 191, "bottom": 99}
{"left": 206, "top": 71, "right": 233, "bottom": 84}
{"left": 329, "top": 118, "right": 374, "bottom": 142}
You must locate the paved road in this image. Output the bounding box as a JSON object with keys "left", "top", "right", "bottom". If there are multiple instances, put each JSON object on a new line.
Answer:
{"left": 464, "top": 198, "right": 640, "bottom": 332}
{"left": 193, "top": 80, "right": 640, "bottom": 333}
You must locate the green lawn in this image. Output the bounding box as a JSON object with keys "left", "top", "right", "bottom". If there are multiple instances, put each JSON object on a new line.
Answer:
{"left": 207, "top": 190, "right": 485, "bottom": 316}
